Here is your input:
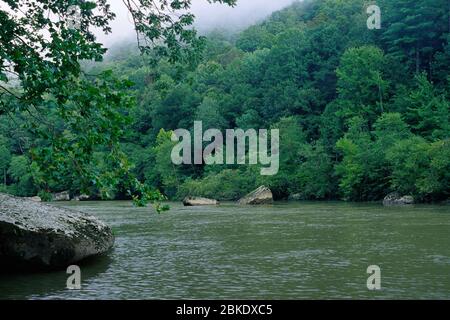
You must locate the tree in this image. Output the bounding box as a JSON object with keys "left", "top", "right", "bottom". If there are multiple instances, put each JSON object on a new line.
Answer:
{"left": 386, "top": 136, "right": 430, "bottom": 198}
{"left": 335, "top": 46, "right": 390, "bottom": 125}
{"left": 0, "top": 0, "right": 235, "bottom": 209}
{"left": 0, "top": 135, "right": 11, "bottom": 187}
{"left": 387, "top": 137, "right": 450, "bottom": 201}
{"left": 380, "top": 0, "right": 449, "bottom": 74}
{"left": 335, "top": 116, "right": 373, "bottom": 201}
{"left": 153, "top": 129, "right": 183, "bottom": 199}
{"left": 7, "top": 155, "right": 35, "bottom": 196}
{"left": 405, "top": 74, "right": 450, "bottom": 140}
{"left": 297, "top": 142, "right": 335, "bottom": 200}
{"left": 195, "top": 96, "right": 229, "bottom": 130}
{"left": 259, "top": 116, "right": 306, "bottom": 199}
{"left": 392, "top": 73, "right": 450, "bottom": 140}
{"left": 2, "top": 0, "right": 448, "bottom": 204}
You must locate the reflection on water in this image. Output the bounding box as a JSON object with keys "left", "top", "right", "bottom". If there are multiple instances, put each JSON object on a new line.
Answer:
{"left": 1, "top": 201, "right": 450, "bottom": 299}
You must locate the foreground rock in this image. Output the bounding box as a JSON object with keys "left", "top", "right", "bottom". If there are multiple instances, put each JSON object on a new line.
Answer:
{"left": 0, "top": 193, "right": 114, "bottom": 271}
{"left": 238, "top": 186, "right": 273, "bottom": 205}
{"left": 52, "top": 191, "right": 70, "bottom": 201}
{"left": 183, "top": 197, "right": 219, "bottom": 206}
{"left": 383, "top": 192, "right": 415, "bottom": 206}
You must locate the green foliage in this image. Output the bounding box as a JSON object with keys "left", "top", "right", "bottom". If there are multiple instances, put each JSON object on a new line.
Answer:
{"left": 177, "top": 169, "right": 257, "bottom": 201}
{"left": 37, "top": 190, "right": 52, "bottom": 202}
{"left": 403, "top": 74, "right": 449, "bottom": 140}
{"left": 0, "top": 135, "right": 11, "bottom": 186}
{"left": 335, "top": 46, "right": 389, "bottom": 126}
{"left": 0, "top": 0, "right": 235, "bottom": 210}
{"left": 1, "top": 0, "right": 449, "bottom": 204}
{"left": 296, "top": 142, "right": 336, "bottom": 200}
{"left": 335, "top": 114, "right": 412, "bottom": 201}
{"left": 386, "top": 137, "right": 431, "bottom": 198}
{"left": 123, "top": 0, "right": 237, "bottom": 64}
{"left": 387, "top": 138, "right": 450, "bottom": 201}
{"left": 7, "top": 155, "right": 35, "bottom": 196}
{"left": 379, "top": 0, "right": 449, "bottom": 73}
{"left": 153, "top": 129, "right": 183, "bottom": 199}
{"left": 258, "top": 117, "right": 306, "bottom": 199}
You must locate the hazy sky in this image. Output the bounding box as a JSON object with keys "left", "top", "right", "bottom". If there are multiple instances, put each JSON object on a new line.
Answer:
{"left": 97, "top": 0, "right": 298, "bottom": 46}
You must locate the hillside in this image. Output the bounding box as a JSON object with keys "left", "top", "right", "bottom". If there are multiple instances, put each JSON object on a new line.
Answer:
{"left": 1, "top": 0, "right": 449, "bottom": 203}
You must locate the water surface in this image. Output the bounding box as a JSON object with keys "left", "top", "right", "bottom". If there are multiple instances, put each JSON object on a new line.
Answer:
{"left": 1, "top": 201, "right": 449, "bottom": 299}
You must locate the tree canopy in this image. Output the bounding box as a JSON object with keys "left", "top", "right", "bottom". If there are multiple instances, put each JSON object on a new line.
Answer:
{"left": 0, "top": 0, "right": 235, "bottom": 210}
{"left": 1, "top": 0, "right": 449, "bottom": 204}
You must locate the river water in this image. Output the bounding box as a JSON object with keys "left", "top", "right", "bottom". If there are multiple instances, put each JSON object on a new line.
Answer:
{"left": 1, "top": 201, "right": 450, "bottom": 299}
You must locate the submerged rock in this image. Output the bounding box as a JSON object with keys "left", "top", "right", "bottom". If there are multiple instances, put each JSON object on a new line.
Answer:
{"left": 383, "top": 192, "right": 415, "bottom": 206}
{"left": 238, "top": 186, "right": 273, "bottom": 205}
{"left": 183, "top": 197, "right": 219, "bottom": 206}
{"left": 52, "top": 191, "right": 70, "bottom": 201}
{"left": 0, "top": 193, "right": 114, "bottom": 271}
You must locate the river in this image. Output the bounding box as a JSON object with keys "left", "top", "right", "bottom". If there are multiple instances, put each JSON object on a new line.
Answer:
{"left": 1, "top": 201, "right": 449, "bottom": 299}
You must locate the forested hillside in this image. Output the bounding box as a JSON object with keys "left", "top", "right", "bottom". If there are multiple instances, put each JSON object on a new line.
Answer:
{"left": 1, "top": 0, "right": 449, "bottom": 203}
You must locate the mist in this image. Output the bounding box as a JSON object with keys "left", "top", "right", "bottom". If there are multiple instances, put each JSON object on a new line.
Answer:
{"left": 96, "top": 0, "right": 299, "bottom": 47}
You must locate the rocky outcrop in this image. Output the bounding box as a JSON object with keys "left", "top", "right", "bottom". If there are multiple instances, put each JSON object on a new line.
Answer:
{"left": 52, "top": 191, "right": 70, "bottom": 201}
{"left": 383, "top": 192, "right": 415, "bottom": 206}
{"left": 183, "top": 197, "right": 219, "bottom": 206}
{"left": 0, "top": 193, "right": 114, "bottom": 271}
{"left": 238, "top": 186, "right": 273, "bottom": 205}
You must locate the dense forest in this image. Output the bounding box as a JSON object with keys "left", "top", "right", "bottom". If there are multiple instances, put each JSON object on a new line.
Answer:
{"left": 1, "top": 0, "right": 449, "bottom": 203}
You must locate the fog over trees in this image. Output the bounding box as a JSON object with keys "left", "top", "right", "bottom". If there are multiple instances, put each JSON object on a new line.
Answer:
{"left": 96, "top": 0, "right": 298, "bottom": 46}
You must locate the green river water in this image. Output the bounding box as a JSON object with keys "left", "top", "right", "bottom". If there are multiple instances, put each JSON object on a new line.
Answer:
{"left": 1, "top": 201, "right": 450, "bottom": 299}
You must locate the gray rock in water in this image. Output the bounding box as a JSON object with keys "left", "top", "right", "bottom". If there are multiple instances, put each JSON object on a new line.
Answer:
{"left": 383, "top": 192, "right": 415, "bottom": 206}
{"left": 183, "top": 197, "right": 219, "bottom": 206}
{"left": 52, "top": 191, "right": 70, "bottom": 201}
{"left": 0, "top": 193, "right": 114, "bottom": 271}
{"left": 238, "top": 186, "right": 273, "bottom": 205}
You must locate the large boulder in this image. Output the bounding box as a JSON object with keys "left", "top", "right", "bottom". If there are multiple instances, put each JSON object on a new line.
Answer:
{"left": 52, "top": 191, "right": 70, "bottom": 201}
{"left": 0, "top": 193, "right": 114, "bottom": 271}
{"left": 383, "top": 192, "right": 415, "bottom": 206}
{"left": 238, "top": 186, "right": 273, "bottom": 205}
{"left": 183, "top": 197, "right": 219, "bottom": 206}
